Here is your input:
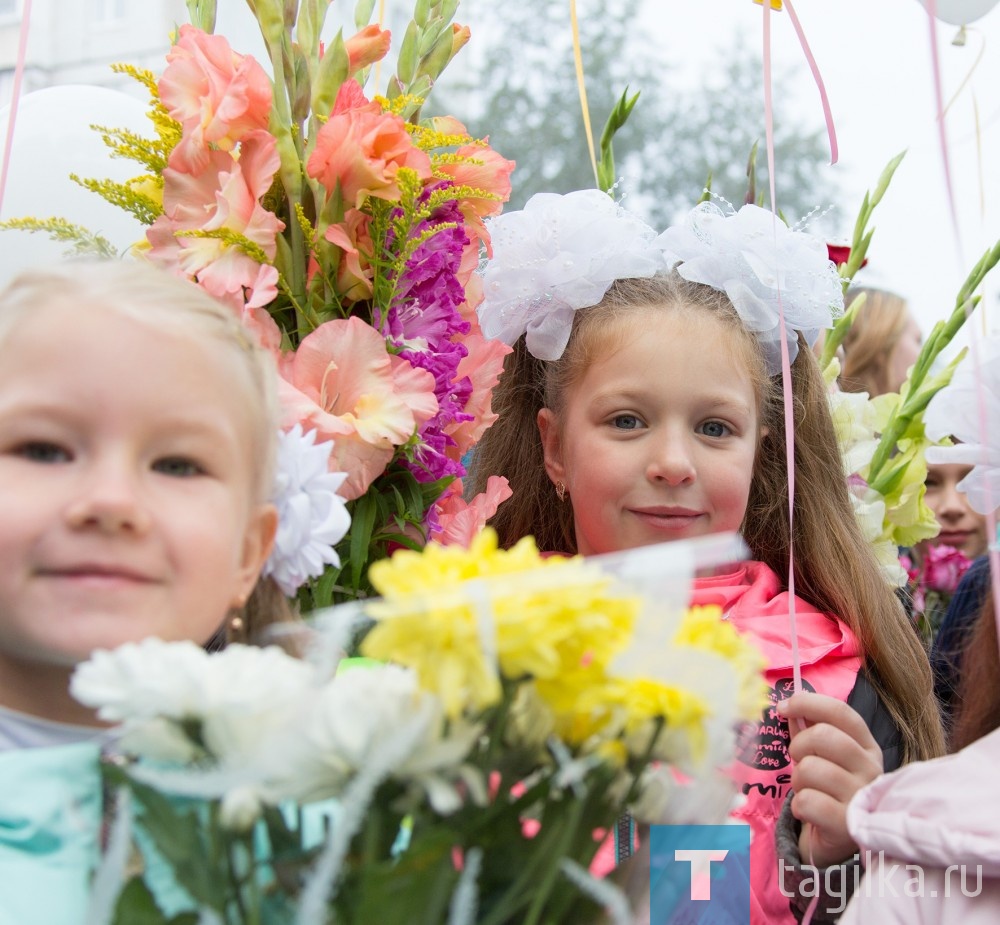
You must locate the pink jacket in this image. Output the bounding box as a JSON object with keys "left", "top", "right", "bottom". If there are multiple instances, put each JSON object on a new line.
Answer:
{"left": 841, "top": 726, "right": 1000, "bottom": 924}
{"left": 692, "top": 562, "right": 863, "bottom": 925}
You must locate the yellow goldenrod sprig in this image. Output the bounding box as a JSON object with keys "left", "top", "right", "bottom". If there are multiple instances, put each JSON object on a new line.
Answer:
{"left": 70, "top": 175, "right": 162, "bottom": 227}
{"left": 175, "top": 229, "right": 273, "bottom": 266}
{"left": 0, "top": 217, "right": 117, "bottom": 258}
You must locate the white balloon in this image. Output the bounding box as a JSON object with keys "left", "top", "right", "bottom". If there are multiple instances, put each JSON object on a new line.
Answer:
{"left": 917, "top": 0, "right": 1000, "bottom": 25}
{"left": 0, "top": 85, "right": 152, "bottom": 287}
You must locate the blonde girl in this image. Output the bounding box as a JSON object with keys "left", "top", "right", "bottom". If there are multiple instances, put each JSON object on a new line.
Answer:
{"left": 838, "top": 287, "right": 922, "bottom": 397}
{"left": 0, "top": 260, "right": 316, "bottom": 922}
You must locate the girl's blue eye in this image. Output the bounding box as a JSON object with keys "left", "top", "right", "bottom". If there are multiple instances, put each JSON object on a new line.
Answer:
{"left": 15, "top": 441, "right": 71, "bottom": 464}
{"left": 611, "top": 414, "right": 642, "bottom": 431}
{"left": 153, "top": 457, "right": 204, "bottom": 478}
{"left": 699, "top": 421, "right": 730, "bottom": 438}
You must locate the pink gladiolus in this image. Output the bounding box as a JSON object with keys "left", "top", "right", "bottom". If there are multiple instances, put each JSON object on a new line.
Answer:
{"left": 344, "top": 24, "right": 392, "bottom": 77}
{"left": 436, "top": 140, "right": 514, "bottom": 254}
{"left": 278, "top": 317, "right": 438, "bottom": 499}
{"left": 324, "top": 208, "right": 375, "bottom": 301}
{"left": 159, "top": 24, "right": 272, "bottom": 171}
{"left": 434, "top": 476, "right": 512, "bottom": 548}
{"left": 922, "top": 544, "right": 972, "bottom": 594}
{"left": 241, "top": 305, "right": 283, "bottom": 355}
{"left": 444, "top": 332, "right": 511, "bottom": 457}
{"left": 307, "top": 85, "right": 432, "bottom": 209}
{"left": 147, "top": 130, "right": 284, "bottom": 312}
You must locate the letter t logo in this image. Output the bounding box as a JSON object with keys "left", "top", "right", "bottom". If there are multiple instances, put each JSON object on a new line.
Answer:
{"left": 674, "top": 849, "right": 729, "bottom": 900}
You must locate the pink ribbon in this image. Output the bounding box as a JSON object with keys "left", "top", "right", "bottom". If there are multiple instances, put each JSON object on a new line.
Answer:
{"left": 0, "top": 0, "right": 33, "bottom": 218}
{"left": 762, "top": 3, "right": 821, "bottom": 918}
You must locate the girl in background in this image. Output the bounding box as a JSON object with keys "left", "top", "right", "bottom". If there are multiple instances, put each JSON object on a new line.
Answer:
{"left": 838, "top": 287, "right": 922, "bottom": 397}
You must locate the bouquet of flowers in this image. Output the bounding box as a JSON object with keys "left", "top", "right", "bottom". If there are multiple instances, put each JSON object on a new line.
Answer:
{"left": 2, "top": 0, "right": 515, "bottom": 605}
{"left": 821, "top": 154, "right": 1000, "bottom": 585}
{"left": 72, "top": 532, "right": 766, "bottom": 925}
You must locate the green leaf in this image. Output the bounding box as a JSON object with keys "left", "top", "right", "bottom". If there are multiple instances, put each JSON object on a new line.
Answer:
{"left": 596, "top": 85, "right": 639, "bottom": 194}
{"left": 416, "top": 25, "right": 454, "bottom": 82}
{"left": 123, "top": 778, "right": 225, "bottom": 911}
{"left": 871, "top": 150, "right": 906, "bottom": 208}
{"left": 185, "top": 0, "right": 217, "bottom": 32}
{"left": 697, "top": 172, "right": 713, "bottom": 204}
{"left": 413, "top": 0, "right": 431, "bottom": 27}
{"left": 111, "top": 877, "right": 169, "bottom": 925}
{"left": 310, "top": 562, "right": 343, "bottom": 609}
{"left": 311, "top": 29, "right": 349, "bottom": 118}
{"left": 352, "top": 828, "right": 459, "bottom": 925}
{"left": 349, "top": 491, "right": 378, "bottom": 590}
{"left": 744, "top": 140, "right": 759, "bottom": 207}
{"left": 396, "top": 21, "right": 420, "bottom": 85}
{"left": 354, "top": 0, "right": 376, "bottom": 30}
{"left": 296, "top": 0, "right": 326, "bottom": 56}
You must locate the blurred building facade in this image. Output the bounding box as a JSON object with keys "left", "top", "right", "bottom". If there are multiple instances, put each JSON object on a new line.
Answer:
{"left": 0, "top": 0, "right": 186, "bottom": 106}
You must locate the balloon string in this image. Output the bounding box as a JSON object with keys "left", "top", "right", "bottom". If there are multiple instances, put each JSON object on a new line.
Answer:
{"left": 781, "top": 0, "right": 838, "bottom": 164}
{"left": 941, "top": 26, "right": 985, "bottom": 119}
{"left": 762, "top": 0, "right": 801, "bottom": 699}
{"left": 925, "top": 0, "right": 964, "bottom": 257}
{"left": 0, "top": 0, "right": 34, "bottom": 218}
{"left": 763, "top": 5, "right": 814, "bottom": 921}
{"left": 569, "top": 0, "right": 599, "bottom": 188}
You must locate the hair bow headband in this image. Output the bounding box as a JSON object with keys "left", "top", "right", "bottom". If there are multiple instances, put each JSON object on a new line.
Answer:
{"left": 478, "top": 193, "right": 842, "bottom": 375}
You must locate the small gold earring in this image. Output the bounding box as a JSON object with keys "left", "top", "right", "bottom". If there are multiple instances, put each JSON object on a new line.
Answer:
{"left": 556, "top": 480, "right": 567, "bottom": 503}
{"left": 228, "top": 615, "right": 246, "bottom": 642}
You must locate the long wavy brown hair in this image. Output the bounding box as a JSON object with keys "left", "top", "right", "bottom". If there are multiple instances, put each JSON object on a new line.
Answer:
{"left": 951, "top": 591, "right": 1000, "bottom": 751}
{"left": 471, "top": 272, "right": 945, "bottom": 763}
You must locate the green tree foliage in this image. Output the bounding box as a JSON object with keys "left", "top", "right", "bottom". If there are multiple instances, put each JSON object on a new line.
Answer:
{"left": 435, "top": 1, "right": 838, "bottom": 230}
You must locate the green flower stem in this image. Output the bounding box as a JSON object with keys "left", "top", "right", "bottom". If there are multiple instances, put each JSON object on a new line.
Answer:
{"left": 841, "top": 152, "right": 905, "bottom": 288}
{"left": 521, "top": 790, "right": 591, "bottom": 925}
{"left": 819, "top": 155, "right": 903, "bottom": 374}
{"left": 362, "top": 798, "right": 385, "bottom": 866}
{"left": 483, "top": 680, "right": 517, "bottom": 769}
{"left": 819, "top": 292, "right": 863, "bottom": 371}
{"left": 476, "top": 783, "right": 590, "bottom": 925}
{"left": 257, "top": 17, "right": 308, "bottom": 316}
{"left": 866, "top": 238, "right": 1000, "bottom": 491}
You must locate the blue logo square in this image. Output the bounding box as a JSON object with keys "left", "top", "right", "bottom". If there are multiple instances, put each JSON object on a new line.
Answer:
{"left": 649, "top": 824, "right": 750, "bottom": 924}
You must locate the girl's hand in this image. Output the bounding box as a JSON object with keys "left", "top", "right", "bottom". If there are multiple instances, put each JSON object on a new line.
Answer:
{"left": 778, "top": 691, "right": 883, "bottom": 869}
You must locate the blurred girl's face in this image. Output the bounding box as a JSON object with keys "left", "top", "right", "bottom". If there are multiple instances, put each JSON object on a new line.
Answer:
{"left": 921, "top": 462, "right": 988, "bottom": 560}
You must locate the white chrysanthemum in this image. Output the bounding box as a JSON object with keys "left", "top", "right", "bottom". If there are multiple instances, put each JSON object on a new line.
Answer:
{"left": 70, "top": 639, "right": 317, "bottom": 763}
{"left": 925, "top": 337, "right": 1000, "bottom": 515}
{"left": 272, "top": 664, "right": 481, "bottom": 814}
{"left": 656, "top": 202, "right": 842, "bottom": 375}
{"left": 264, "top": 424, "right": 351, "bottom": 595}
{"left": 477, "top": 189, "right": 663, "bottom": 360}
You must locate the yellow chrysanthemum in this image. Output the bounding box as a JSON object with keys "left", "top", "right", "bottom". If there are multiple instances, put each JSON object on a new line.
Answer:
{"left": 534, "top": 668, "right": 618, "bottom": 746}
{"left": 673, "top": 605, "right": 768, "bottom": 717}
{"left": 602, "top": 677, "right": 712, "bottom": 766}
{"left": 364, "top": 530, "right": 640, "bottom": 720}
